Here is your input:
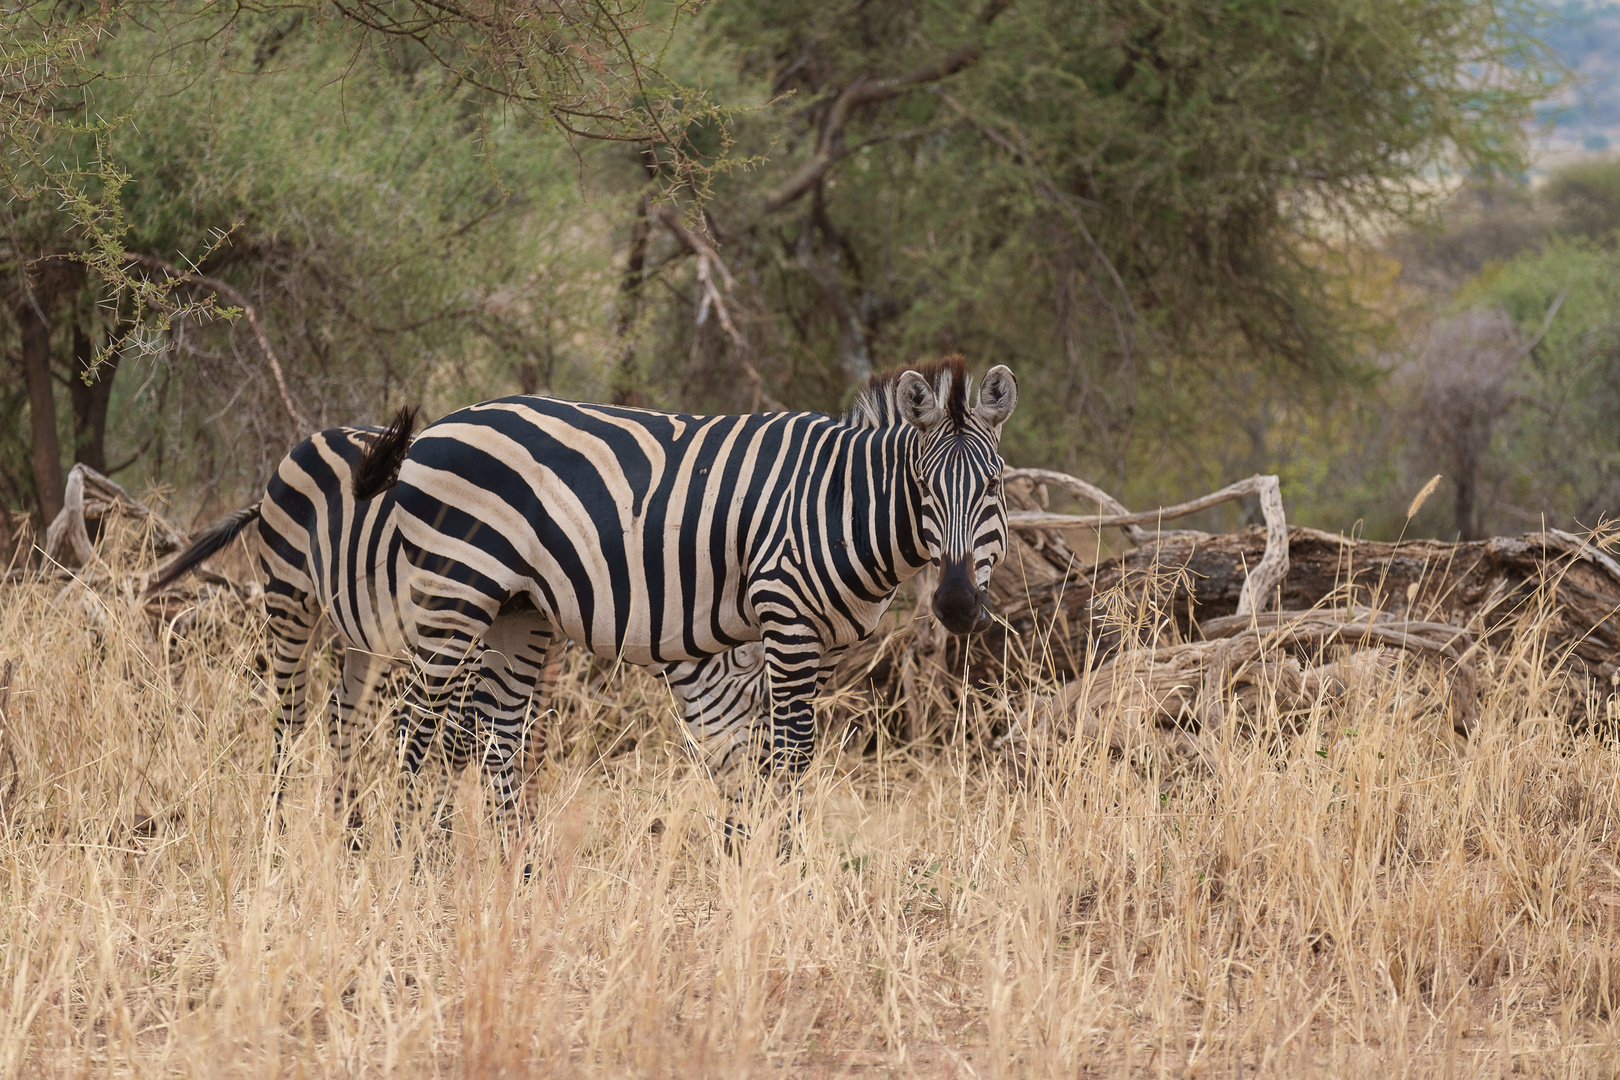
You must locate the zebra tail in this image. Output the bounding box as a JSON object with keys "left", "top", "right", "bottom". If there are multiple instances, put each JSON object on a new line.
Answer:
{"left": 351, "top": 405, "right": 418, "bottom": 502}
{"left": 145, "top": 503, "right": 262, "bottom": 596}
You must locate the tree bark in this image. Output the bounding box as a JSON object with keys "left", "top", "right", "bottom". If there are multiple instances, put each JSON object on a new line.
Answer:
{"left": 611, "top": 192, "right": 653, "bottom": 406}
{"left": 69, "top": 318, "right": 119, "bottom": 474}
{"left": 1454, "top": 469, "right": 1475, "bottom": 542}
{"left": 18, "top": 294, "right": 63, "bottom": 522}
{"left": 797, "top": 186, "right": 871, "bottom": 384}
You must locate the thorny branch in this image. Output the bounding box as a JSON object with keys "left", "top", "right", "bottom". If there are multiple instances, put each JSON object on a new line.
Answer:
{"left": 119, "top": 253, "right": 310, "bottom": 431}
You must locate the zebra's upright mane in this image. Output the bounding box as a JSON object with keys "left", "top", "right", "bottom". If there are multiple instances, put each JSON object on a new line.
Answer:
{"left": 844, "top": 355, "right": 970, "bottom": 431}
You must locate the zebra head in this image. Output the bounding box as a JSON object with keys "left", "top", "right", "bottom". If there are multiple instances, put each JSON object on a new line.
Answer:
{"left": 895, "top": 362, "right": 1018, "bottom": 636}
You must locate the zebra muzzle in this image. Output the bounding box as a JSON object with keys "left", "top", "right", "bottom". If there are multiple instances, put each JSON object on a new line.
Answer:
{"left": 932, "top": 557, "right": 992, "bottom": 636}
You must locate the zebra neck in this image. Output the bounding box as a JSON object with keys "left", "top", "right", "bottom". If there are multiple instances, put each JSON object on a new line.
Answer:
{"left": 894, "top": 427, "right": 932, "bottom": 585}
{"left": 848, "top": 423, "right": 930, "bottom": 593}
{"left": 780, "top": 421, "right": 929, "bottom": 598}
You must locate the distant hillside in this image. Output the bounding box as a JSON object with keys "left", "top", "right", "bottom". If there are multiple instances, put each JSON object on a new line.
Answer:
{"left": 1535, "top": 1, "right": 1620, "bottom": 155}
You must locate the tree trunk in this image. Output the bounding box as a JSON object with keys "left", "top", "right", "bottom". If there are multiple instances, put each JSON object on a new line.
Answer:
{"left": 1454, "top": 450, "right": 1479, "bottom": 542}
{"left": 18, "top": 296, "right": 63, "bottom": 522}
{"left": 69, "top": 319, "right": 119, "bottom": 474}
{"left": 610, "top": 193, "right": 652, "bottom": 406}
{"left": 799, "top": 187, "right": 871, "bottom": 384}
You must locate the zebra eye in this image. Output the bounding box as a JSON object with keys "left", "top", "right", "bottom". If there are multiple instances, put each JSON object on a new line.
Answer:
{"left": 986, "top": 478, "right": 1001, "bottom": 498}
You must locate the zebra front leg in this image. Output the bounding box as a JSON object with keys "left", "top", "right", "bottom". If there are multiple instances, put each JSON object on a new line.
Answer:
{"left": 760, "top": 622, "right": 825, "bottom": 777}
{"left": 731, "top": 624, "right": 825, "bottom": 856}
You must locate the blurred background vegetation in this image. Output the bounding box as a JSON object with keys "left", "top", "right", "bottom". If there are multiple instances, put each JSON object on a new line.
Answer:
{"left": 8, "top": 0, "right": 1620, "bottom": 550}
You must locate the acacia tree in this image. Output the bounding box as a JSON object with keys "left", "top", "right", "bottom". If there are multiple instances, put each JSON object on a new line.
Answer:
{"left": 1, "top": 0, "right": 712, "bottom": 528}
{"left": 609, "top": 0, "right": 1550, "bottom": 498}
{"left": 1401, "top": 310, "right": 1528, "bottom": 541}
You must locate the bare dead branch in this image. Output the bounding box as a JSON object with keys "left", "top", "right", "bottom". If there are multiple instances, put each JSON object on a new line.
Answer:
{"left": 762, "top": 44, "right": 984, "bottom": 214}
{"left": 42, "top": 463, "right": 188, "bottom": 570}
{"left": 1001, "top": 466, "right": 1148, "bottom": 544}
{"left": 1007, "top": 474, "right": 1282, "bottom": 532}
{"left": 652, "top": 206, "right": 787, "bottom": 411}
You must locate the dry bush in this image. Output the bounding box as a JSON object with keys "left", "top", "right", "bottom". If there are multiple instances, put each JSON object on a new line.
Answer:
{"left": 1, "top": 525, "right": 1620, "bottom": 1077}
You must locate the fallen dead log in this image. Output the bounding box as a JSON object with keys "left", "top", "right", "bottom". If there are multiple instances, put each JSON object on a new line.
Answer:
{"left": 979, "top": 525, "right": 1620, "bottom": 684}
{"left": 828, "top": 466, "right": 1620, "bottom": 751}
{"left": 38, "top": 463, "right": 185, "bottom": 570}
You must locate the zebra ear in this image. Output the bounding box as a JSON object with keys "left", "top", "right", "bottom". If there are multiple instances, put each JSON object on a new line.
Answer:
{"left": 974, "top": 365, "right": 1018, "bottom": 433}
{"left": 897, "top": 370, "right": 946, "bottom": 432}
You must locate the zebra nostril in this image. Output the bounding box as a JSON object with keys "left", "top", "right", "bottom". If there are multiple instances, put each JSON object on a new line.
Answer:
{"left": 971, "top": 589, "right": 994, "bottom": 633}
{"left": 931, "top": 559, "right": 985, "bottom": 636}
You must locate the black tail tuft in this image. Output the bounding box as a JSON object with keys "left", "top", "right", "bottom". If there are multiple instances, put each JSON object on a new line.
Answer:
{"left": 146, "top": 504, "right": 262, "bottom": 596}
{"left": 352, "top": 405, "right": 419, "bottom": 502}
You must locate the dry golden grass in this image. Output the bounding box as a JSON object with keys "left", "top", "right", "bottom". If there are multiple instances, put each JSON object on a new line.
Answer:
{"left": 2, "top": 533, "right": 1620, "bottom": 1077}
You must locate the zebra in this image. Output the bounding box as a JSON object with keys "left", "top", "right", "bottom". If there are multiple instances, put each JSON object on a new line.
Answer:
{"left": 355, "top": 355, "right": 1018, "bottom": 819}
{"left": 148, "top": 423, "right": 767, "bottom": 829}
{"left": 148, "top": 422, "right": 557, "bottom": 828}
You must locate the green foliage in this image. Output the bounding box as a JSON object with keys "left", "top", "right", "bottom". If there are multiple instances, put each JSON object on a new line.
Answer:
{"left": 1, "top": 0, "right": 718, "bottom": 520}
{"left": 616, "top": 0, "right": 1550, "bottom": 511}
{"left": 0, "top": 6, "right": 231, "bottom": 353}
{"left": 106, "top": 16, "right": 619, "bottom": 489}
{"left": 0, "top": 0, "right": 1569, "bottom": 539}
{"left": 1, "top": 10, "right": 623, "bottom": 513}
{"left": 1455, "top": 240, "right": 1620, "bottom": 528}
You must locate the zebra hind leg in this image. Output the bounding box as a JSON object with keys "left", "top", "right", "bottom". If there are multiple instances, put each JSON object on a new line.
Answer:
{"left": 392, "top": 621, "right": 498, "bottom": 850}
{"left": 392, "top": 662, "right": 473, "bottom": 847}
{"left": 471, "top": 607, "right": 556, "bottom": 837}
{"left": 264, "top": 598, "right": 318, "bottom": 820}
{"left": 327, "top": 644, "right": 393, "bottom": 846}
